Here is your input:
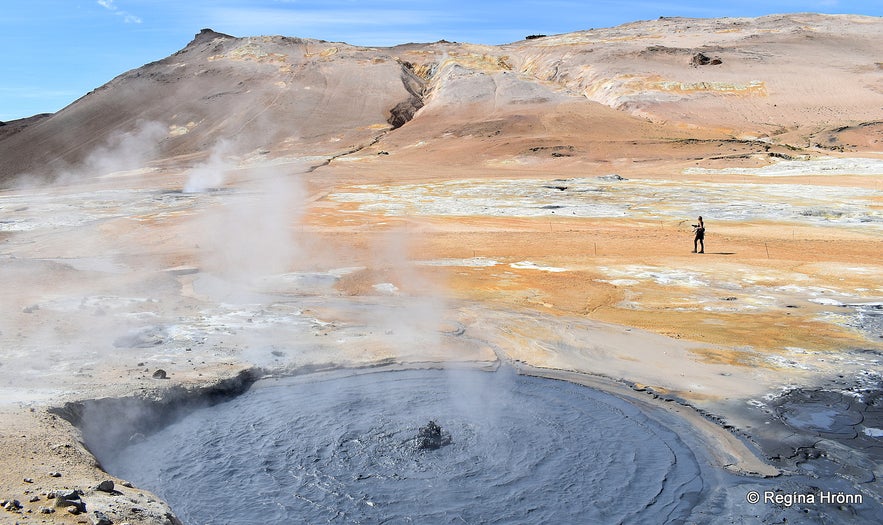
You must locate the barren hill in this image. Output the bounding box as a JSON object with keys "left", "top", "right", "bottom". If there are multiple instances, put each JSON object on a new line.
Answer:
{"left": 2, "top": 14, "right": 882, "bottom": 185}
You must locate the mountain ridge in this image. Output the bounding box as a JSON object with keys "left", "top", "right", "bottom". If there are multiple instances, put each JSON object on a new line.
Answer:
{"left": 1, "top": 13, "right": 881, "bottom": 185}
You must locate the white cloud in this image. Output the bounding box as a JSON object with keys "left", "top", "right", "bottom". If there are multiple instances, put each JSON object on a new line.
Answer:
{"left": 96, "top": 0, "right": 142, "bottom": 24}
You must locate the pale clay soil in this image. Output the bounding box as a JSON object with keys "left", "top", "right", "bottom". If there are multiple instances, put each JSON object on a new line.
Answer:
{"left": 2, "top": 151, "right": 880, "bottom": 523}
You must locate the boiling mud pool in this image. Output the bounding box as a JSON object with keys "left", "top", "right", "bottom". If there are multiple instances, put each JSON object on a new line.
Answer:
{"left": 100, "top": 369, "right": 705, "bottom": 524}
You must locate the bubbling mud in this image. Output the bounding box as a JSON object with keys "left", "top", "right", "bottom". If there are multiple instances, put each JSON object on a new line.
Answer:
{"left": 96, "top": 369, "right": 707, "bottom": 524}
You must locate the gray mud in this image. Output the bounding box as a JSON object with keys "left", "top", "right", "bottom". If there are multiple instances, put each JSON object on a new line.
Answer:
{"left": 77, "top": 367, "right": 883, "bottom": 524}
{"left": 93, "top": 368, "right": 705, "bottom": 524}
{"left": 719, "top": 373, "right": 883, "bottom": 523}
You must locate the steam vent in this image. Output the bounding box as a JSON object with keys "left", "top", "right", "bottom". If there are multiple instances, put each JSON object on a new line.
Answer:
{"left": 1, "top": 12, "right": 883, "bottom": 525}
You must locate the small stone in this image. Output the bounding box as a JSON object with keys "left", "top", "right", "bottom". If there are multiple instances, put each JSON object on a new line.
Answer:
{"left": 40, "top": 506, "right": 55, "bottom": 514}
{"left": 55, "top": 490, "right": 86, "bottom": 514}
{"left": 29, "top": 496, "right": 40, "bottom": 502}
{"left": 49, "top": 471, "right": 62, "bottom": 477}
{"left": 92, "top": 510, "right": 113, "bottom": 525}
{"left": 96, "top": 480, "right": 115, "bottom": 493}
{"left": 23, "top": 477, "right": 33, "bottom": 483}
{"left": 121, "top": 481, "right": 133, "bottom": 488}
{"left": 152, "top": 369, "right": 167, "bottom": 380}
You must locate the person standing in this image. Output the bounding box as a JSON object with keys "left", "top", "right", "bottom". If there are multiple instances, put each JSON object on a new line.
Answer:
{"left": 692, "top": 216, "right": 705, "bottom": 253}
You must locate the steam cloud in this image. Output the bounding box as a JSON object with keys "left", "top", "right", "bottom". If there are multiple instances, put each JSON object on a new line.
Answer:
{"left": 0, "top": 113, "right": 457, "bottom": 416}
{"left": 183, "top": 140, "right": 235, "bottom": 194}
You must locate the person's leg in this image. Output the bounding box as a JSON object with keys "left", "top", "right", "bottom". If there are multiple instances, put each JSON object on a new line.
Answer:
{"left": 699, "top": 238, "right": 704, "bottom": 253}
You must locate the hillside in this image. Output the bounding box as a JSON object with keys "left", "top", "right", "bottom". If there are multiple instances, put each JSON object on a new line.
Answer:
{"left": 2, "top": 14, "right": 881, "bottom": 185}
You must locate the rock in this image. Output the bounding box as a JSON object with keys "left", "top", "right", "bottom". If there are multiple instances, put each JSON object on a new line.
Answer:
{"left": 39, "top": 506, "right": 55, "bottom": 514}
{"left": 96, "top": 480, "right": 115, "bottom": 493}
{"left": 49, "top": 471, "right": 62, "bottom": 477}
{"left": 55, "top": 490, "right": 80, "bottom": 507}
{"left": 2, "top": 499, "right": 22, "bottom": 511}
{"left": 55, "top": 490, "right": 86, "bottom": 514}
{"left": 92, "top": 510, "right": 114, "bottom": 525}
{"left": 387, "top": 67, "right": 424, "bottom": 130}
{"left": 691, "top": 52, "right": 722, "bottom": 66}
{"left": 152, "top": 369, "right": 168, "bottom": 380}
{"left": 23, "top": 477, "right": 33, "bottom": 483}
{"left": 388, "top": 97, "right": 423, "bottom": 129}
{"left": 415, "top": 420, "right": 453, "bottom": 450}
{"left": 187, "top": 28, "right": 235, "bottom": 48}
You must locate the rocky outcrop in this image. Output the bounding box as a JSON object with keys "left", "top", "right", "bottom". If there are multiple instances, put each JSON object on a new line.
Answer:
{"left": 186, "top": 28, "right": 235, "bottom": 48}
{"left": 387, "top": 64, "right": 426, "bottom": 129}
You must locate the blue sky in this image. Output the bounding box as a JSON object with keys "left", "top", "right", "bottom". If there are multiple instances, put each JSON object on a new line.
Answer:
{"left": 1, "top": 0, "right": 880, "bottom": 121}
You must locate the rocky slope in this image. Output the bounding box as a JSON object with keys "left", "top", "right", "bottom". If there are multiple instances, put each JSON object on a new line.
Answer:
{"left": 2, "top": 14, "right": 881, "bottom": 185}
